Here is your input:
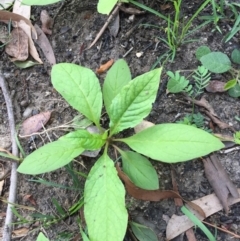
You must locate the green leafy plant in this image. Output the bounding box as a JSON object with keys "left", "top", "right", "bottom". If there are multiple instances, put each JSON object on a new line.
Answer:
{"left": 177, "top": 112, "right": 211, "bottom": 132}
{"left": 17, "top": 59, "right": 223, "bottom": 241}
{"left": 167, "top": 65, "right": 210, "bottom": 98}
{"left": 199, "top": 47, "right": 240, "bottom": 98}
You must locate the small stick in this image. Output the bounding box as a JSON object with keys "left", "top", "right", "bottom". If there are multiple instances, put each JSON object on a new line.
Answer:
{"left": 87, "top": 3, "right": 122, "bottom": 49}
{"left": 0, "top": 73, "right": 19, "bottom": 241}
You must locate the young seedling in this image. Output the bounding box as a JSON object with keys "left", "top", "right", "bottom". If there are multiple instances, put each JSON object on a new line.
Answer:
{"left": 197, "top": 46, "right": 240, "bottom": 98}
{"left": 17, "top": 59, "right": 223, "bottom": 241}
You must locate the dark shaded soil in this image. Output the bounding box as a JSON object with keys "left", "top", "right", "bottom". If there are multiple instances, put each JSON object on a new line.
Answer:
{"left": 1, "top": 0, "right": 240, "bottom": 240}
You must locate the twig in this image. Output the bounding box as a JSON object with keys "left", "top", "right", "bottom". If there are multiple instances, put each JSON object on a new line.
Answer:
{"left": 0, "top": 73, "right": 19, "bottom": 241}
{"left": 87, "top": 3, "right": 122, "bottom": 49}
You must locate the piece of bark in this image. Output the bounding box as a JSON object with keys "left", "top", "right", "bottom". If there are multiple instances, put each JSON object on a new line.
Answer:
{"left": 203, "top": 154, "right": 239, "bottom": 214}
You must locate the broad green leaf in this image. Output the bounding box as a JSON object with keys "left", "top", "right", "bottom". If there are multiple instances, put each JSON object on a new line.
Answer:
{"left": 18, "top": 130, "right": 106, "bottom": 175}
{"left": 17, "top": 140, "right": 84, "bottom": 175}
{"left": 22, "top": 0, "right": 60, "bottom": 5}
{"left": 200, "top": 52, "right": 231, "bottom": 73}
{"left": 120, "top": 124, "right": 224, "bottom": 163}
{"left": 84, "top": 154, "right": 128, "bottom": 241}
{"left": 129, "top": 221, "right": 158, "bottom": 241}
{"left": 97, "top": 0, "right": 118, "bottom": 14}
{"left": 60, "top": 130, "right": 107, "bottom": 150}
{"left": 36, "top": 232, "right": 49, "bottom": 241}
{"left": 224, "top": 79, "right": 237, "bottom": 90}
{"left": 51, "top": 63, "right": 102, "bottom": 127}
{"left": 231, "top": 49, "right": 240, "bottom": 64}
{"left": 228, "top": 84, "right": 240, "bottom": 98}
{"left": 109, "top": 68, "right": 162, "bottom": 135}
{"left": 103, "top": 59, "right": 131, "bottom": 115}
{"left": 195, "top": 46, "right": 211, "bottom": 60}
{"left": 119, "top": 150, "right": 159, "bottom": 190}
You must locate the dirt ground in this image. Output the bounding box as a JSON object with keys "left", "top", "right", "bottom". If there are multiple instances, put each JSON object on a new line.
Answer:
{"left": 1, "top": 0, "right": 240, "bottom": 240}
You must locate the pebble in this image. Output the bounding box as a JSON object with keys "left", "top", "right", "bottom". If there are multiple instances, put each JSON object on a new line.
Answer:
{"left": 23, "top": 107, "right": 33, "bottom": 118}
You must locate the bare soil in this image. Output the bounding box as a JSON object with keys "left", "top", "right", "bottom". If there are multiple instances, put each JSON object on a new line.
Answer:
{"left": 1, "top": 0, "right": 240, "bottom": 240}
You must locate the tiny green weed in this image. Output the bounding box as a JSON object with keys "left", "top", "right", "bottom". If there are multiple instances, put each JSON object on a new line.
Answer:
{"left": 17, "top": 59, "right": 223, "bottom": 241}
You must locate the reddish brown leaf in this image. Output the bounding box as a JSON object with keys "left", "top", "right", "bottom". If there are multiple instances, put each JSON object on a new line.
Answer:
{"left": 203, "top": 154, "right": 239, "bottom": 214}
{"left": 40, "top": 10, "right": 53, "bottom": 35}
{"left": 23, "top": 194, "right": 37, "bottom": 206}
{"left": 117, "top": 164, "right": 205, "bottom": 218}
{"left": 20, "top": 111, "right": 51, "bottom": 136}
{"left": 96, "top": 59, "right": 114, "bottom": 74}
{"left": 206, "top": 80, "right": 226, "bottom": 93}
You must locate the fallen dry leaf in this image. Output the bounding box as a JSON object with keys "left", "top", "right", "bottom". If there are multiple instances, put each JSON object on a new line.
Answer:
{"left": 116, "top": 164, "right": 205, "bottom": 218}
{"left": 23, "top": 194, "right": 37, "bottom": 206}
{"left": 160, "top": 3, "right": 171, "bottom": 10}
{"left": 34, "top": 24, "right": 56, "bottom": 65}
{"left": 0, "top": 10, "right": 37, "bottom": 38}
{"left": 203, "top": 154, "right": 239, "bottom": 214}
{"left": 12, "top": 227, "right": 29, "bottom": 237}
{"left": 20, "top": 111, "right": 51, "bottom": 137}
{"left": 40, "top": 10, "right": 53, "bottom": 35}
{"left": 206, "top": 80, "right": 226, "bottom": 93}
{"left": 5, "top": 27, "right": 28, "bottom": 61}
{"left": 116, "top": 164, "right": 181, "bottom": 201}
{"left": 19, "top": 20, "right": 42, "bottom": 63}
{"left": 204, "top": 110, "right": 235, "bottom": 131}
{"left": 166, "top": 189, "right": 240, "bottom": 240}
{"left": 134, "top": 120, "right": 154, "bottom": 133}
{"left": 119, "top": 5, "right": 145, "bottom": 15}
{"left": 184, "top": 95, "right": 218, "bottom": 117}
{"left": 13, "top": 0, "right": 30, "bottom": 19}
{"left": 96, "top": 59, "right": 114, "bottom": 74}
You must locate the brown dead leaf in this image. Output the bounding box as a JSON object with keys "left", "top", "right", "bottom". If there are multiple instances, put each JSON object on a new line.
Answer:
{"left": 116, "top": 164, "right": 181, "bottom": 201}
{"left": 12, "top": 227, "right": 29, "bottom": 237}
{"left": 96, "top": 59, "right": 114, "bottom": 74}
{"left": 166, "top": 189, "right": 240, "bottom": 240}
{"left": 19, "top": 20, "right": 42, "bottom": 63}
{"left": 184, "top": 95, "right": 217, "bottom": 117}
{"left": 0, "top": 10, "right": 37, "bottom": 38}
{"left": 204, "top": 110, "right": 235, "bottom": 131}
{"left": 117, "top": 164, "right": 205, "bottom": 218}
{"left": 40, "top": 10, "right": 53, "bottom": 35}
{"left": 160, "top": 3, "right": 171, "bottom": 10}
{"left": 119, "top": 5, "right": 145, "bottom": 15}
{"left": 20, "top": 111, "right": 51, "bottom": 137}
{"left": 206, "top": 80, "right": 226, "bottom": 93}
{"left": 203, "top": 154, "right": 239, "bottom": 214}
{"left": 23, "top": 194, "right": 37, "bottom": 206}
{"left": 5, "top": 27, "right": 28, "bottom": 61}
{"left": 134, "top": 120, "right": 154, "bottom": 133}
{"left": 34, "top": 24, "right": 56, "bottom": 65}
